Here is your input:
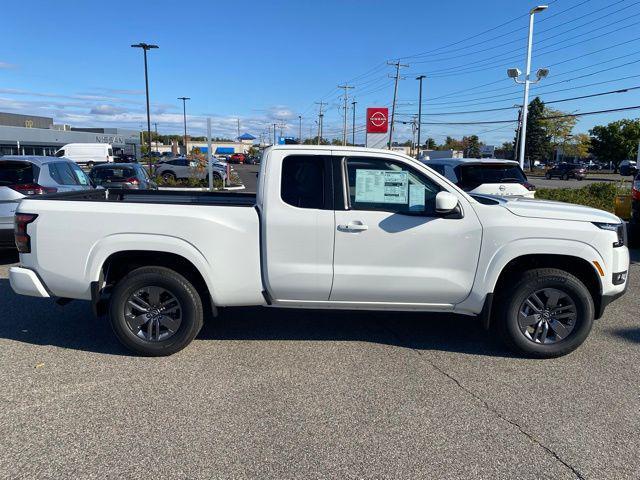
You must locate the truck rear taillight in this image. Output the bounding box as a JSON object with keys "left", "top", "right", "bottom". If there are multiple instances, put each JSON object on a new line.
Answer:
{"left": 125, "top": 177, "right": 139, "bottom": 185}
{"left": 14, "top": 213, "right": 38, "bottom": 253}
{"left": 523, "top": 181, "right": 536, "bottom": 191}
{"left": 10, "top": 184, "right": 57, "bottom": 195}
{"left": 633, "top": 180, "right": 640, "bottom": 201}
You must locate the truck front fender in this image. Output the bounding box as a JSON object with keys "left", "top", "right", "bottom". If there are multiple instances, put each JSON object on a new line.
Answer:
{"left": 455, "top": 237, "right": 604, "bottom": 316}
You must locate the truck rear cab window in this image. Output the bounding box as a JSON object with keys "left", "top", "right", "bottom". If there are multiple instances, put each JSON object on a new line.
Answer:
{"left": 345, "top": 157, "right": 441, "bottom": 216}
{"left": 281, "top": 156, "right": 327, "bottom": 209}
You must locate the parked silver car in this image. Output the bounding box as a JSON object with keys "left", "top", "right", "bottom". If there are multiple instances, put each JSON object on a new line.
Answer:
{"left": 0, "top": 155, "right": 94, "bottom": 248}
{"left": 154, "top": 157, "right": 227, "bottom": 183}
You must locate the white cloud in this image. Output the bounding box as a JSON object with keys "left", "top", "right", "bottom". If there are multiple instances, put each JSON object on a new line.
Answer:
{"left": 0, "top": 62, "right": 15, "bottom": 69}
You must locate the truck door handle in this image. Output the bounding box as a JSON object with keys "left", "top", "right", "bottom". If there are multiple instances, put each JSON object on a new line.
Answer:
{"left": 338, "top": 221, "right": 368, "bottom": 232}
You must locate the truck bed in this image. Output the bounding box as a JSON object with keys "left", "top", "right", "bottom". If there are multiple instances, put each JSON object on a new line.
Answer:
{"left": 31, "top": 188, "right": 257, "bottom": 206}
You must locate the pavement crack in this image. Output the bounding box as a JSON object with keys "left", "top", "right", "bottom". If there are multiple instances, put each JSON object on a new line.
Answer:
{"left": 382, "top": 324, "right": 586, "bottom": 480}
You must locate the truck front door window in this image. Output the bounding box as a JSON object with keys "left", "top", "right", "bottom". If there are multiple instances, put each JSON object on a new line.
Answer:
{"left": 345, "top": 158, "right": 440, "bottom": 215}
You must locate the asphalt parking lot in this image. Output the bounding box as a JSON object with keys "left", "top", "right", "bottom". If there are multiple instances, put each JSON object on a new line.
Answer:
{"left": 0, "top": 242, "right": 639, "bottom": 478}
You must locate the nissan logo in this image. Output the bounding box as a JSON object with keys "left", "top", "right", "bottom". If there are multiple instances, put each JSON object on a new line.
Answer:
{"left": 370, "top": 112, "right": 387, "bottom": 127}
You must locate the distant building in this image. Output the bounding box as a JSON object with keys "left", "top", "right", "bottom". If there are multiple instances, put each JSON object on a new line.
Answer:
{"left": 480, "top": 145, "right": 496, "bottom": 158}
{"left": 0, "top": 112, "right": 140, "bottom": 156}
{"left": 419, "top": 149, "right": 464, "bottom": 160}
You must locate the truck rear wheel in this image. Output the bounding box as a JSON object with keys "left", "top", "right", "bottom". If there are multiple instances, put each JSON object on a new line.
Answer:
{"left": 108, "top": 266, "right": 203, "bottom": 356}
{"left": 496, "top": 268, "right": 594, "bottom": 358}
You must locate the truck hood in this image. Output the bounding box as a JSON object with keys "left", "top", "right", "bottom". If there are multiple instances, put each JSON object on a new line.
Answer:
{"left": 489, "top": 195, "right": 621, "bottom": 223}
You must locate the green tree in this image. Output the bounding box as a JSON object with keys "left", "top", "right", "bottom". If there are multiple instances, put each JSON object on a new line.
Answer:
{"left": 563, "top": 133, "right": 591, "bottom": 160}
{"left": 463, "top": 135, "right": 481, "bottom": 157}
{"left": 330, "top": 138, "right": 343, "bottom": 146}
{"left": 424, "top": 138, "right": 437, "bottom": 149}
{"left": 589, "top": 119, "right": 640, "bottom": 172}
{"left": 442, "top": 136, "right": 464, "bottom": 151}
{"left": 523, "top": 97, "right": 551, "bottom": 164}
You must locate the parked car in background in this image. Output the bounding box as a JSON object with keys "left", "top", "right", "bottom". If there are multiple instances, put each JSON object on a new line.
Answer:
{"left": 425, "top": 158, "right": 536, "bottom": 198}
{"left": 245, "top": 155, "right": 261, "bottom": 165}
{"left": 0, "top": 155, "right": 93, "bottom": 249}
{"left": 229, "top": 153, "right": 246, "bottom": 164}
{"left": 620, "top": 160, "right": 638, "bottom": 176}
{"left": 545, "top": 163, "right": 586, "bottom": 180}
{"left": 154, "top": 157, "right": 226, "bottom": 183}
{"left": 115, "top": 153, "right": 137, "bottom": 163}
{"left": 55, "top": 143, "right": 114, "bottom": 167}
{"left": 89, "top": 163, "right": 157, "bottom": 190}
{"left": 161, "top": 152, "right": 175, "bottom": 158}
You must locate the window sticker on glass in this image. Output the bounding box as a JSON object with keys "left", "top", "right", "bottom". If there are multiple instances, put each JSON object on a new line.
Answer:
{"left": 409, "top": 184, "right": 426, "bottom": 211}
{"left": 355, "top": 169, "right": 408, "bottom": 204}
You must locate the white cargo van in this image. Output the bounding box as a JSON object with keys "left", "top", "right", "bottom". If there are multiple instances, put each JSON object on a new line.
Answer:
{"left": 55, "top": 143, "right": 114, "bottom": 166}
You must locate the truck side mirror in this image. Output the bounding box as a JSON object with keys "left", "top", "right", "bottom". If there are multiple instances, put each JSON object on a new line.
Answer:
{"left": 435, "top": 191, "right": 459, "bottom": 214}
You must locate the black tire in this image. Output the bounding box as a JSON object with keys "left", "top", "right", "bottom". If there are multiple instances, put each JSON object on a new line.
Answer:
{"left": 577, "top": 176, "right": 583, "bottom": 181}
{"left": 162, "top": 171, "right": 176, "bottom": 181}
{"left": 87, "top": 161, "right": 95, "bottom": 168}
{"left": 496, "top": 268, "right": 594, "bottom": 358}
{"left": 562, "top": 173, "right": 569, "bottom": 180}
{"left": 545, "top": 172, "right": 551, "bottom": 179}
{"left": 108, "top": 266, "right": 203, "bottom": 356}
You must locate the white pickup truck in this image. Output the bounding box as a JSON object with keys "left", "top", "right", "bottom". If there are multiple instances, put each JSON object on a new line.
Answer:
{"left": 9, "top": 146, "right": 629, "bottom": 358}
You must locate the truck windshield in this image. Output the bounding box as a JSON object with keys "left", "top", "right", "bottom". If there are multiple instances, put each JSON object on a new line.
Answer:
{"left": 455, "top": 164, "right": 527, "bottom": 190}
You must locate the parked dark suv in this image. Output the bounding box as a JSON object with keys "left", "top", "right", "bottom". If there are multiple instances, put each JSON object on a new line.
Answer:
{"left": 544, "top": 163, "right": 586, "bottom": 180}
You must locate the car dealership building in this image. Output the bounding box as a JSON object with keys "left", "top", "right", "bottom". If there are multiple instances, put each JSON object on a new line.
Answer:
{"left": 0, "top": 112, "right": 141, "bottom": 157}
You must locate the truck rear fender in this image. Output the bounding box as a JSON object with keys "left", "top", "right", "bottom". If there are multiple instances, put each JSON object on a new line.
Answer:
{"left": 85, "top": 233, "right": 218, "bottom": 305}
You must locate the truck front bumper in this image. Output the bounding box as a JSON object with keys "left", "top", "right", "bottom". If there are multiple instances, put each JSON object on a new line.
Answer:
{"left": 9, "top": 267, "right": 50, "bottom": 298}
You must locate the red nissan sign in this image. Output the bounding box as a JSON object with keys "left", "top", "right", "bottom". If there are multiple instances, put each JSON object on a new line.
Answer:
{"left": 366, "top": 107, "right": 389, "bottom": 134}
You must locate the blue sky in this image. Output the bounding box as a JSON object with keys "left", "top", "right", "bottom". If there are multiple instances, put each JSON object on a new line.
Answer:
{"left": 1, "top": 0, "right": 639, "bottom": 146}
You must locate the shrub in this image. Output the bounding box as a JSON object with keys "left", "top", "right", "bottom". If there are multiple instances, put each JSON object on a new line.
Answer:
{"left": 535, "top": 182, "right": 629, "bottom": 213}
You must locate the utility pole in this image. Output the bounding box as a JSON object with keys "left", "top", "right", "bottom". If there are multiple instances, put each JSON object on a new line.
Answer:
{"left": 351, "top": 100, "right": 357, "bottom": 145}
{"left": 338, "top": 84, "right": 355, "bottom": 146}
{"left": 298, "top": 115, "right": 302, "bottom": 143}
{"left": 237, "top": 118, "right": 240, "bottom": 140}
{"left": 315, "top": 101, "right": 327, "bottom": 145}
{"left": 416, "top": 75, "right": 426, "bottom": 159}
{"left": 178, "top": 97, "right": 190, "bottom": 155}
{"left": 387, "top": 60, "right": 409, "bottom": 149}
{"left": 131, "top": 42, "right": 158, "bottom": 168}
{"left": 272, "top": 123, "right": 277, "bottom": 145}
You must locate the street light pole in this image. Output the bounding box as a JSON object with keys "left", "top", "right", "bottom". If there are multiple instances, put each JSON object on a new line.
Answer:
{"left": 416, "top": 75, "right": 426, "bottom": 159}
{"left": 351, "top": 100, "right": 357, "bottom": 145}
{"left": 298, "top": 115, "right": 302, "bottom": 143}
{"left": 507, "top": 5, "right": 549, "bottom": 169}
{"left": 131, "top": 42, "right": 158, "bottom": 168}
{"left": 153, "top": 122, "right": 158, "bottom": 152}
{"left": 178, "top": 97, "right": 190, "bottom": 155}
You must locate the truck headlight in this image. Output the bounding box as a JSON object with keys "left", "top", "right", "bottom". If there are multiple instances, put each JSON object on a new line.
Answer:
{"left": 593, "top": 222, "right": 625, "bottom": 248}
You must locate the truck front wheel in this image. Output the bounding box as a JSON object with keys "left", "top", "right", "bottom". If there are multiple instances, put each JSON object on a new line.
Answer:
{"left": 497, "top": 268, "right": 594, "bottom": 358}
{"left": 108, "top": 266, "right": 203, "bottom": 356}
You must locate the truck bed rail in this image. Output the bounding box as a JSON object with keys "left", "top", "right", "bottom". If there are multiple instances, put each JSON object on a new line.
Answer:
{"left": 31, "top": 188, "right": 256, "bottom": 206}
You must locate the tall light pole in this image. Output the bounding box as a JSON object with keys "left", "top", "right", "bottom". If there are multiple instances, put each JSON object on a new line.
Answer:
{"left": 178, "top": 97, "right": 190, "bottom": 155}
{"left": 416, "top": 75, "right": 426, "bottom": 159}
{"left": 153, "top": 122, "right": 159, "bottom": 152}
{"left": 351, "top": 100, "right": 357, "bottom": 145}
{"left": 131, "top": 42, "right": 158, "bottom": 167}
{"left": 298, "top": 115, "right": 302, "bottom": 143}
{"left": 507, "top": 5, "right": 549, "bottom": 168}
